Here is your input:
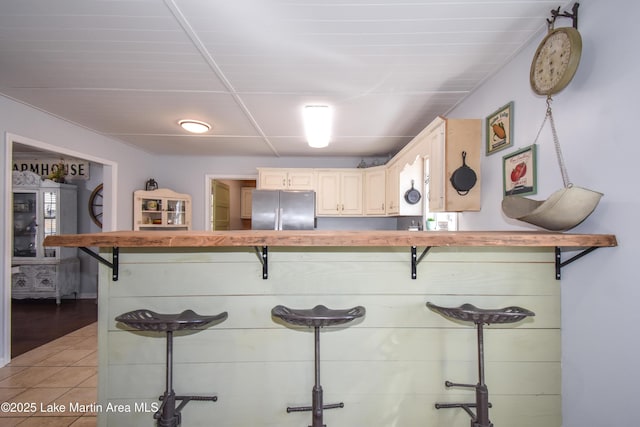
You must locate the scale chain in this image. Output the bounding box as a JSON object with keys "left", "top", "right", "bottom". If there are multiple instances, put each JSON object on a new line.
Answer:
{"left": 532, "top": 96, "right": 572, "bottom": 188}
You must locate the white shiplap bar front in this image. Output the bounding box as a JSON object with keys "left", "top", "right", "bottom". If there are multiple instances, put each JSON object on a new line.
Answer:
{"left": 45, "top": 231, "right": 614, "bottom": 427}
{"left": 97, "top": 246, "right": 559, "bottom": 427}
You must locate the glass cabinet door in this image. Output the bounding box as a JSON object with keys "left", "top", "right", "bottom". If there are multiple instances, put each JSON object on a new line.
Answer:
{"left": 42, "top": 191, "right": 58, "bottom": 257}
{"left": 166, "top": 199, "right": 185, "bottom": 226}
{"left": 13, "top": 192, "right": 37, "bottom": 257}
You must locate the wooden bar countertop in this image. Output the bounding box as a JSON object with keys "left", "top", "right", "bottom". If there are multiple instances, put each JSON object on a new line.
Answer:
{"left": 43, "top": 230, "right": 618, "bottom": 249}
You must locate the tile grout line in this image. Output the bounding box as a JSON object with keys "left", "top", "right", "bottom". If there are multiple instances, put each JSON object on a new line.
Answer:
{"left": 0, "top": 323, "right": 98, "bottom": 426}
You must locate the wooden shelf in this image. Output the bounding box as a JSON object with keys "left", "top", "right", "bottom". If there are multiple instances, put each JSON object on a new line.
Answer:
{"left": 44, "top": 230, "right": 617, "bottom": 249}
{"left": 48, "top": 230, "right": 616, "bottom": 282}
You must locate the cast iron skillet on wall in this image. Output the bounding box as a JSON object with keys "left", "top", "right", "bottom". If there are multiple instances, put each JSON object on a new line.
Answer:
{"left": 404, "top": 180, "right": 421, "bottom": 204}
{"left": 450, "top": 151, "right": 477, "bottom": 196}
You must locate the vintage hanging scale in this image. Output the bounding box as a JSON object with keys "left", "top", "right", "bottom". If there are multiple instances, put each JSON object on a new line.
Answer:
{"left": 529, "top": 22, "right": 582, "bottom": 96}
{"left": 502, "top": 3, "right": 603, "bottom": 231}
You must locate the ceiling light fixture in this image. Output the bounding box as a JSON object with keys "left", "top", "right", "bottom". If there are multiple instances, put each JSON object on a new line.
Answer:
{"left": 179, "top": 119, "right": 211, "bottom": 134}
{"left": 303, "top": 105, "right": 332, "bottom": 148}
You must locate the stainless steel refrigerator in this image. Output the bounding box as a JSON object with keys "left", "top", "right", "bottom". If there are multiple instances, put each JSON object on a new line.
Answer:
{"left": 251, "top": 190, "right": 316, "bottom": 230}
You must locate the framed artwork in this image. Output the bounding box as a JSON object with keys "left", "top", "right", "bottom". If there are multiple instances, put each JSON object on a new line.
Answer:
{"left": 502, "top": 144, "right": 537, "bottom": 197}
{"left": 486, "top": 101, "right": 514, "bottom": 155}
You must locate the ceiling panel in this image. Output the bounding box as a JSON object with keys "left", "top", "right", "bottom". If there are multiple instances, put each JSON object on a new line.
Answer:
{"left": 118, "top": 135, "right": 276, "bottom": 156}
{"left": 1, "top": 88, "right": 257, "bottom": 135}
{"left": 0, "top": 0, "right": 573, "bottom": 157}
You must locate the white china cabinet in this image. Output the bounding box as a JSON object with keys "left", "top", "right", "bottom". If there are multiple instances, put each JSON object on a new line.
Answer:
{"left": 11, "top": 171, "right": 79, "bottom": 304}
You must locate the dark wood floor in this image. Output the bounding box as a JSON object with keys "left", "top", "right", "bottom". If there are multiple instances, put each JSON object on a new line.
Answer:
{"left": 11, "top": 298, "right": 98, "bottom": 358}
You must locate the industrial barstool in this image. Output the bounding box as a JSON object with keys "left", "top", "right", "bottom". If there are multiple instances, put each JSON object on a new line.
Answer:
{"left": 115, "top": 309, "right": 228, "bottom": 427}
{"left": 426, "top": 302, "right": 535, "bottom": 427}
{"left": 271, "top": 304, "right": 366, "bottom": 427}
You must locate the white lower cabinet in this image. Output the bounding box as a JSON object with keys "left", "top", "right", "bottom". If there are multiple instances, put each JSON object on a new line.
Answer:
{"left": 12, "top": 258, "right": 80, "bottom": 304}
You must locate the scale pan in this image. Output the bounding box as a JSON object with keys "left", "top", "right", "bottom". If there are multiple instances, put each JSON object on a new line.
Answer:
{"left": 502, "top": 186, "right": 603, "bottom": 231}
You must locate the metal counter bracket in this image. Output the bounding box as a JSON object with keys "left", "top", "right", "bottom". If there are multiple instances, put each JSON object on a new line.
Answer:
{"left": 254, "top": 246, "right": 268, "bottom": 279}
{"left": 79, "top": 246, "right": 119, "bottom": 281}
{"left": 555, "top": 246, "right": 598, "bottom": 280}
{"left": 411, "top": 246, "right": 432, "bottom": 279}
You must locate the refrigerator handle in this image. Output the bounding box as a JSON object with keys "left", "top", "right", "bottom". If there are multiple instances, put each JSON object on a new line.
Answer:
{"left": 276, "top": 208, "right": 284, "bottom": 230}
{"left": 273, "top": 208, "right": 279, "bottom": 230}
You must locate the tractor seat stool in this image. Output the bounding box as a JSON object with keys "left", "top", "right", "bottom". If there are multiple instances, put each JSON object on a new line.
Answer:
{"left": 271, "top": 304, "right": 366, "bottom": 427}
{"left": 115, "top": 309, "right": 228, "bottom": 427}
{"left": 426, "top": 302, "right": 534, "bottom": 427}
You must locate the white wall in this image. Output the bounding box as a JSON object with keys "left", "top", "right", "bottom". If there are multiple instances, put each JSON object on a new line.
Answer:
{"left": 152, "top": 155, "right": 388, "bottom": 229}
{"left": 1, "top": 95, "right": 154, "bottom": 364}
{"left": 448, "top": 1, "right": 639, "bottom": 425}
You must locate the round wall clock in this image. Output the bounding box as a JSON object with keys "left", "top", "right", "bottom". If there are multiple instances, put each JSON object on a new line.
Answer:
{"left": 530, "top": 27, "right": 582, "bottom": 96}
{"left": 88, "top": 183, "right": 103, "bottom": 228}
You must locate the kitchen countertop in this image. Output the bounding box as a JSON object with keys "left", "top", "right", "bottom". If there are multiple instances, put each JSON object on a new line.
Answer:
{"left": 43, "top": 230, "right": 617, "bottom": 248}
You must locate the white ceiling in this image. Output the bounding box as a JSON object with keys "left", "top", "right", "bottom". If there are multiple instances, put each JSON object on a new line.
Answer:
{"left": 0, "top": 0, "right": 570, "bottom": 158}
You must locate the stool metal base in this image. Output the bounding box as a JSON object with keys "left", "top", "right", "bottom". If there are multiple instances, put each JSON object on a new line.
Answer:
{"left": 435, "top": 382, "right": 493, "bottom": 427}
{"left": 427, "top": 302, "right": 534, "bottom": 427}
{"left": 156, "top": 393, "right": 218, "bottom": 427}
{"left": 116, "top": 309, "right": 228, "bottom": 427}
{"left": 272, "top": 305, "right": 365, "bottom": 427}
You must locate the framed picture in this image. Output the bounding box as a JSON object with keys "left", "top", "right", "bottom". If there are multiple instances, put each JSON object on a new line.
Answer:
{"left": 486, "top": 101, "right": 514, "bottom": 155}
{"left": 502, "top": 144, "right": 537, "bottom": 197}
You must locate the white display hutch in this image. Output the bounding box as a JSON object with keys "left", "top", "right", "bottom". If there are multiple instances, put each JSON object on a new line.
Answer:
{"left": 133, "top": 188, "right": 192, "bottom": 231}
{"left": 11, "top": 171, "right": 79, "bottom": 304}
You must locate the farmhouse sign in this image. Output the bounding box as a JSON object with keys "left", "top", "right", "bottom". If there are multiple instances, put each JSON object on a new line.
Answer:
{"left": 12, "top": 158, "right": 90, "bottom": 180}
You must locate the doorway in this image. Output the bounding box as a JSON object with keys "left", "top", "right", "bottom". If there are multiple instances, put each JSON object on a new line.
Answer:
{"left": 206, "top": 175, "right": 257, "bottom": 231}
{"left": 4, "top": 133, "right": 115, "bottom": 364}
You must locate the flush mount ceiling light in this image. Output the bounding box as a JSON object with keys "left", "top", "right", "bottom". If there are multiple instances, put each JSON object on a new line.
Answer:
{"left": 303, "top": 105, "right": 332, "bottom": 148}
{"left": 178, "top": 119, "right": 211, "bottom": 134}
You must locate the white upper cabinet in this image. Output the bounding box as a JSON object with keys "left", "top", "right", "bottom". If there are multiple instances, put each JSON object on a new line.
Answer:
{"left": 257, "top": 168, "right": 315, "bottom": 190}
{"left": 133, "top": 188, "right": 192, "bottom": 230}
{"left": 316, "top": 169, "right": 363, "bottom": 216}
{"left": 425, "top": 117, "right": 481, "bottom": 212}
{"left": 364, "top": 166, "right": 386, "bottom": 216}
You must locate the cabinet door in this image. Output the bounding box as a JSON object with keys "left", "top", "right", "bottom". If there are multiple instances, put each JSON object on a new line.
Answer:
{"left": 316, "top": 171, "right": 341, "bottom": 215}
{"left": 287, "top": 170, "right": 315, "bottom": 190}
{"left": 385, "top": 165, "right": 400, "bottom": 215}
{"left": 240, "top": 187, "right": 253, "bottom": 219}
{"left": 135, "top": 195, "right": 163, "bottom": 228}
{"left": 13, "top": 191, "right": 38, "bottom": 258}
{"left": 427, "top": 122, "right": 446, "bottom": 212}
{"left": 259, "top": 170, "right": 288, "bottom": 189}
{"left": 166, "top": 198, "right": 188, "bottom": 227}
{"left": 340, "top": 171, "right": 363, "bottom": 216}
{"left": 364, "top": 168, "right": 386, "bottom": 215}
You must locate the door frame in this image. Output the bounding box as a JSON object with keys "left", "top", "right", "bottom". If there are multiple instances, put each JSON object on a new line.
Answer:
{"left": 2, "top": 132, "right": 117, "bottom": 365}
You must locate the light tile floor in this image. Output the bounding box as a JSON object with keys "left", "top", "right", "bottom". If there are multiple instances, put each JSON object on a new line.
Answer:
{"left": 0, "top": 323, "right": 97, "bottom": 426}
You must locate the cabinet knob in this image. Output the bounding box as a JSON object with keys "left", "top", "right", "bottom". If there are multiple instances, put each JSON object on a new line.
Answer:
{"left": 336, "top": 204, "right": 340, "bottom": 211}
